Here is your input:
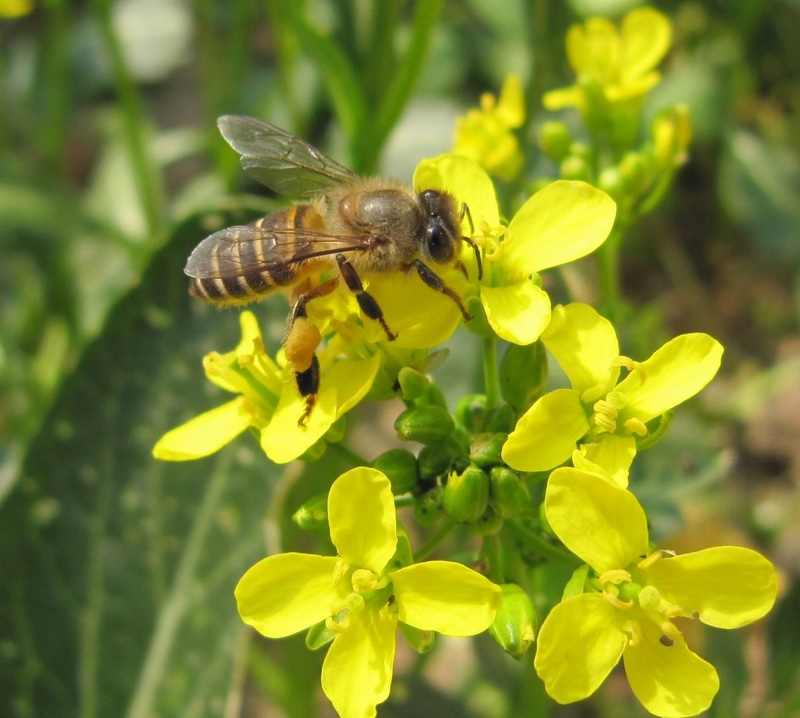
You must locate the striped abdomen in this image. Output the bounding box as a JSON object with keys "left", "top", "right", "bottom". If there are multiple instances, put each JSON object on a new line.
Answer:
{"left": 189, "top": 205, "right": 325, "bottom": 305}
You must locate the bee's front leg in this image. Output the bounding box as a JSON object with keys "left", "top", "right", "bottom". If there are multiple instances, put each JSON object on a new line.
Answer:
{"left": 335, "top": 254, "right": 398, "bottom": 341}
{"left": 409, "top": 259, "right": 472, "bottom": 322}
{"left": 286, "top": 278, "right": 338, "bottom": 427}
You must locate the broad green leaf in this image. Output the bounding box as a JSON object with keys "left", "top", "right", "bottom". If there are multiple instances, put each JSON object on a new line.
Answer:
{"left": 0, "top": 210, "right": 288, "bottom": 717}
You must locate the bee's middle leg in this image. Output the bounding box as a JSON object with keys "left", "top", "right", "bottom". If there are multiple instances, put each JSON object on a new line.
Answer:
{"left": 335, "top": 254, "right": 397, "bottom": 341}
{"left": 286, "top": 278, "right": 338, "bottom": 427}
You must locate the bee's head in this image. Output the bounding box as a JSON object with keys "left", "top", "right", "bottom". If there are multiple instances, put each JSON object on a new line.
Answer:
{"left": 419, "top": 189, "right": 482, "bottom": 279}
{"left": 419, "top": 190, "right": 462, "bottom": 264}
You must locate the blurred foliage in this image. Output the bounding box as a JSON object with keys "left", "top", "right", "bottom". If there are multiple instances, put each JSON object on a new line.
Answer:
{"left": 0, "top": 0, "right": 798, "bottom": 717}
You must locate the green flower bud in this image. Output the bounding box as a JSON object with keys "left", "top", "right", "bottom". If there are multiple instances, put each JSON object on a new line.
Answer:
{"left": 652, "top": 104, "right": 691, "bottom": 168}
{"left": 299, "top": 439, "right": 327, "bottom": 462}
{"left": 563, "top": 564, "right": 591, "bottom": 599}
{"left": 486, "top": 403, "right": 517, "bottom": 433}
{"left": 489, "top": 467, "right": 531, "bottom": 518}
{"left": 469, "top": 432, "right": 508, "bottom": 468}
{"left": 418, "top": 443, "right": 454, "bottom": 480}
{"left": 598, "top": 166, "right": 624, "bottom": 199}
{"left": 463, "top": 295, "right": 495, "bottom": 339}
{"left": 468, "top": 506, "right": 503, "bottom": 536}
{"left": 414, "top": 486, "right": 444, "bottom": 526}
{"left": 371, "top": 448, "right": 419, "bottom": 494}
{"left": 395, "top": 405, "right": 455, "bottom": 444}
{"left": 292, "top": 493, "right": 329, "bottom": 532}
{"left": 500, "top": 341, "right": 548, "bottom": 413}
{"left": 398, "top": 621, "right": 435, "bottom": 654}
{"left": 443, "top": 464, "right": 489, "bottom": 522}
{"left": 559, "top": 154, "right": 591, "bottom": 182}
{"left": 455, "top": 393, "right": 488, "bottom": 433}
{"left": 396, "top": 367, "right": 430, "bottom": 401}
{"left": 422, "top": 381, "right": 449, "bottom": 409}
{"left": 538, "top": 121, "right": 572, "bottom": 163}
{"left": 489, "top": 584, "right": 537, "bottom": 659}
{"left": 325, "top": 416, "right": 347, "bottom": 444}
{"left": 618, "top": 151, "right": 649, "bottom": 196}
{"left": 305, "top": 620, "right": 335, "bottom": 650}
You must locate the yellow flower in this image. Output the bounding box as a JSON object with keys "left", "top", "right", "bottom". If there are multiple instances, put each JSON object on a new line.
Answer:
{"left": 535, "top": 467, "right": 777, "bottom": 717}
{"left": 236, "top": 468, "right": 503, "bottom": 718}
{"left": 152, "top": 310, "right": 380, "bottom": 464}
{"left": 453, "top": 74, "right": 525, "bottom": 181}
{"left": 414, "top": 155, "right": 615, "bottom": 345}
{"left": 543, "top": 7, "right": 672, "bottom": 112}
{"left": 0, "top": 0, "right": 33, "bottom": 18}
{"left": 502, "top": 303, "right": 723, "bottom": 484}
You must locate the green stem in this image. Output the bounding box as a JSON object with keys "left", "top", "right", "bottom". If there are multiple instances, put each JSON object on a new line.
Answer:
{"left": 413, "top": 519, "right": 457, "bottom": 561}
{"left": 93, "top": 0, "right": 164, "bottom": 240}
{"left": 481, "top": 534, "right": 504, "bottom": 583}
{"left": 597, "top": 225, "right": 623, "bottom": 322}
{"left": 482, "top": 335, "right": 500, "bottom": 410}
{"left": 35, "top": 0, "right": 71, "bottom": 174}
{"left": 506, "top": 518, "right": 581, "bottom": 568}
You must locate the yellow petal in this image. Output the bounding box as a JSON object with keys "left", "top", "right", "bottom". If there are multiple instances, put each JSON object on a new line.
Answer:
{"left": 502, "top": 389, "right": 588, "bottom": 472}
{"left": 260, "top": 383, "right": 336, "bottom": 463}
{"left": 0, "top": 0, "right": 33, "bottom": 18}
{"left": 497, "top": 73, "right": 525, "bottom": 127}
{"left": 366, "top": 273, "right": 463, "bottom": 349}
{"left": 329, "top": 468, "right": 396, "bottom": 573}
{"left": 326, "top": 355, "right": 382, "bottom": 415}
{"left": 152, "top": 397, "right": 252, "bottom": 461}
{"left": 545, "top": 467, "right": 648, "bottom": 572}
{"left": 623, "top": 619, "right": 719, "bottom": 718}
{"left": 542, "top": 85, "right": 584, "bottom": 111}
{"left": 413, "top": 154, "right": 500, "bottom": 229}
{"left": 234, "top": 310, "right": 264, "bottom": 356}
{"left": 542, "top": 303, "right": 620, "bottom": 391}
{"left": 534, "top": 593, "right": 627, "bottom": 704}
{"left": 235, "top": 553, "right": 341, "bottom": 638}
{"left": 620, "top": 7, "right": 672, "bottom": 84}
{"left": 322, "top": 606, "right": 398, "bottom": 718}
{"left": 581, "top": 435, "right": 637, "bottom": 488}
{"left": 391, "top": 561, "right": 502, "bottom": 635}
{"left": 617, "top": 334, "right": 723, "bottom": 424}
{"left": 503, "top": 181, "right": 616, "bottom": 275}
{"left": 480, "top": 281, "right": 551, "bottom": 345}
{"left": 646, "top": 547, "right": 777, "bottom": 629}
{"left": 567, "top": 18, "right": 619, "bottom": 81}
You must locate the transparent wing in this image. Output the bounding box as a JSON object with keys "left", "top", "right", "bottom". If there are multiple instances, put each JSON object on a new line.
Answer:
{"left": 184, "top": 225, "right": 369, "bottom": 279}
{"left": 218, "top": 115, "right": 357, "bottom": 197}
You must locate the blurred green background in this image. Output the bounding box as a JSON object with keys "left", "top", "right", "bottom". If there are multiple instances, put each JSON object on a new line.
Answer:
{"left": 1, "top": 1, "right": 799, "bottom": 716}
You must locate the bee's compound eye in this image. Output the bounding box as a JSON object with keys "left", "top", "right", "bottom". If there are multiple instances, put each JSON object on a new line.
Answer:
{"left": 426, "top": 220, "right": 454, "bottom": 263}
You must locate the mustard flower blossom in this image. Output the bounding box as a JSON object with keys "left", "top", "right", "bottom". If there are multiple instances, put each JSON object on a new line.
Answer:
{"left": 544, "top": 7, "right": 672, "bottom": 113}
{"left": 0, "top": 0, "right": 32, "bottom": 17}
{"left": 152, "top": 249, "right": 469, "bottom": 465}
{"left": 236, "top": 467, "right": 503, "bottom": 718}
{"left": 535, "top": 467, "right": 777, "bottom": 717}
{"left": 413, "top": 156, "right": 616, "bottom": 345}
{"left": 453, "top": 74, "right": 525, "bottom": 181}
{"left": 502, "top": 303, "right": 723, "bottom": 484}
{"left": 151, "top": 310, "right": 380, "bottom": 464}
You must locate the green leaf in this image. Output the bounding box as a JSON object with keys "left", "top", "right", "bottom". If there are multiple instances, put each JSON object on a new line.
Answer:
{"left": 0, "top": 210, "right": 287, "bottom": 717}
{"left": 289, "top": 4, "right": 368, "bottom": 165}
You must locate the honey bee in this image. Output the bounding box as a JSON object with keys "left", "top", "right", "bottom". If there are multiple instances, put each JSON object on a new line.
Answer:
{"left": 186, "top": 116, "right": 478, "bottom": 426}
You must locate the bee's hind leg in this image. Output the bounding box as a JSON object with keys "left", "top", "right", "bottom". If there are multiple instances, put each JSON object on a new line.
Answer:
{"left": 286, "top": 278, "right": 338, "bottom": 427}
{"left": 335, "top": 254, "right": 397, "bottom": 341}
